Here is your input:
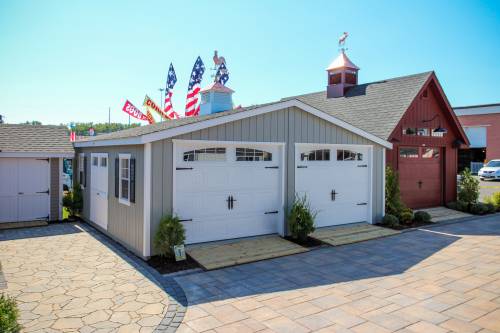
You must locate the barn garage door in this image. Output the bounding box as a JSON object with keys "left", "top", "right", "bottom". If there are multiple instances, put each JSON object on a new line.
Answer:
{"left": 173, "top": 141, "right": 284, "bottom": 244}
{"left": 295, "top": 144, "right": 372, "bottom": 228}
{"left": 398, "top": 146, "right": 442, "bottom": 208}
{"left": 0, "top": 158, "right": 50, "bottom": 223}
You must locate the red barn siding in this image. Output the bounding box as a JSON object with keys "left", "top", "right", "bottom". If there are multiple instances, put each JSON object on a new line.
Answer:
{"left": 387, "top": 79, "right": 462, "bottom": 208}
{"left": 458, "top": 113, "right": 500, "bottom": 161}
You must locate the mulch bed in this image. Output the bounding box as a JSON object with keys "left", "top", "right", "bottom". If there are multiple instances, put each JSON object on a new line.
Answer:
{"left": 285, "top": 236, "right": 323, "bottom": 248}
{"left": 381, "top": 221, "right": 434, "bottom": 230}
{"left": 147, "top": 255, "right": 201, "bottom": 274}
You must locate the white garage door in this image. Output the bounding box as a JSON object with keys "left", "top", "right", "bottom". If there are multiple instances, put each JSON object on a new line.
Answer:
{"left": 295, "top": 144, "right": 372, "bottom": 228}
{"left": 173, "top": 141, "right": 284, "bottom": 244}
{"left": 0, "top": 158, "right": 50, "bottom": 223}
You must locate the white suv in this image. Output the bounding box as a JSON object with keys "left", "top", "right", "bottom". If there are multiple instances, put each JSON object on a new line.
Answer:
{"left": 478, "top": 159, "right": 500, "bottom": 180}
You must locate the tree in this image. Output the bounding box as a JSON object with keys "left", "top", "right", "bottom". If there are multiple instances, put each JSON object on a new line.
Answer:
{"left": 71, "top": 122, "right": 141, "bottom": 136}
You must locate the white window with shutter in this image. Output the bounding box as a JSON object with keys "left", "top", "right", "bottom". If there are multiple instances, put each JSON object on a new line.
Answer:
{"left": 118, "top": 154, "right": 131, "bottom": 206}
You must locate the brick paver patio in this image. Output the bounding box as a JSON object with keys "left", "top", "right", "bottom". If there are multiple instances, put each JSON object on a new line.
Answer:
{"left": 176, "top": 216, "right": 500, "bottom": 333}
{"left": 0, "top": 223, "right": 173, "bottom": 333}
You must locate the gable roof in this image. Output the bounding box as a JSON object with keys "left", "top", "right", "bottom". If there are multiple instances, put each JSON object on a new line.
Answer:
{"left": 286, "top": 71, "right": 433, "bottom": 140}
{"left": 0, "top": 124, "right": 74, "bottom": 156}
{"left": 75, "top": 71, "right": 440, "bottom": 149}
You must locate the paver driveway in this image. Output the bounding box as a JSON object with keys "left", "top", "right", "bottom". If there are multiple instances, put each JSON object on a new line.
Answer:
{"left": 176, "top": 216, "right": 500, "bottom": 333}
{"left": 0, "top": 223, "right": 172, "bottom": 333}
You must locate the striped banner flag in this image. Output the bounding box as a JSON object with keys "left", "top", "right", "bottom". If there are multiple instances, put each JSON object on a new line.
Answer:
{"left": 185, "top": 56, "right": 205, "bottom": 117}
{"left": 164, "top": 63, "right": 180, "bottom": 119}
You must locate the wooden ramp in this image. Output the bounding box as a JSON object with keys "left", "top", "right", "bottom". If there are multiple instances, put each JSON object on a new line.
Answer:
{"left": 186, "top": 235, "right": 308, "bottom": 270}
{"left": 418, "top": 206, "right": 472, "bottom": 223}
{"left": 0, "top": 220, "right": 48, "bottom": 231}
{"left": 310, "top": 223, "right": 400, "bottom": 246}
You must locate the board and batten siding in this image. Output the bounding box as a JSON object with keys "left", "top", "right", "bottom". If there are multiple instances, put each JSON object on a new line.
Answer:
{"left": 49, "top": 158, "right": 60, "bottom": 220}
{"left": 150, "top": 106, "right": 386, "bottom": 253}
{"left": 76, "top": 145, "right": 144, "bottom": 257}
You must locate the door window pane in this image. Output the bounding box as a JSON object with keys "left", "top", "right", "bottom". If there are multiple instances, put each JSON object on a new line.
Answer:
{"left": 400, "top": 147, "right": 419, "bottom": 158}
{"left": 422, "top": 148, "right": 440, "bottom": 158}
{"left": 92, "top": 156, "right": 98, "bottom": 166}
{"left": 236, "top": 148, "right": 272, "bottom": 161}
{"left": 100, "top": 157, "right": 107, "bottom": 167}
{"left": 301, "top": 149, "right": 330, "bottom": 161}
{"left": 337, "top": 149, "right": 363, "bottom": 161}
{"left": 183, "top": 148, "right": 226, "bottom": 161}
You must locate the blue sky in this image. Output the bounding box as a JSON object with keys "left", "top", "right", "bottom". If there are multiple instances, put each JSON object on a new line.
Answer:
{"left": 0, "top": 0, "right": 498, "bottom": 125}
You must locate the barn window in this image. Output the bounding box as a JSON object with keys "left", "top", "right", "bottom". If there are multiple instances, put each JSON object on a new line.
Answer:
{"left": 422, "top": 148, "right": 440, "bottom": 159}
{"left": 100, "top": 157, "right": 107, "bottom": 167}
{"left": 301, "top": 149, "right": 330, "bottom": 161}
{"left": 403, "top": 128, "right": 429, "bottom": 136}
{"left": 400, "top": 147, "right": 419, "bottom": 158}
{"left": 183, "top": 148, "right": 226, "bottom": 162}
{"left": 337, "top": 149, "right": 363, "bottom": 161}
{"left": 236, "top": 148, "right": 272, "bottom": 161}
{"left": 431, "top": 130, "right": 445, "bottom": 137}
{"left": 92, "top": 156, "right": 98, "bottom": 166}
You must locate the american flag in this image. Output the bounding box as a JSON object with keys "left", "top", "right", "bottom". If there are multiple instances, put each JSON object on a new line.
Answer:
{"left": 185, "top": 56, "right": 205, "bottom": 117}
{"left": 164, "top": 63, "right": 180, "bottom": 119}
{"left": 215, "top": 62, "right": 229, "bottom": 85}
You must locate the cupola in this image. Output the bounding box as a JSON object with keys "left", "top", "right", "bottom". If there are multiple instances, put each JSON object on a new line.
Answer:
{"left": 199, "top": 82, "right": 234, "bottom": 115}
{"left": 326, "top": 49, "right": 359, "bottom": 98}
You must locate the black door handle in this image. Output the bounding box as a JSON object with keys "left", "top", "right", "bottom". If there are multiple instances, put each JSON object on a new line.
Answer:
{"left": 227, "top": 195, "right": 231, "bottom": 210}
{"left": 331, "top": 190, "right": 338, "bottom": 201}
{"left": 230, "top": 195, "right": 237, "bottom": 209}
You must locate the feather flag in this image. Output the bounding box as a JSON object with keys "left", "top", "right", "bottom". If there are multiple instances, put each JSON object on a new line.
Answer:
{"left": 164, "top": 63, "right": 180, "bottom": 119}
{"left": 122, "top": 100, "right": 149, "bottom": 122}
{"left": 185, "top": 56, "right": 205, "bottom": 117}
{"left": 143, "top": 95, "right": 168, "bottom": 120}
{"left": 215, "top": 62, "right": 229, "bottom": 85}
{"left": 145, "top": 109, "right": 156, "bottom": 124}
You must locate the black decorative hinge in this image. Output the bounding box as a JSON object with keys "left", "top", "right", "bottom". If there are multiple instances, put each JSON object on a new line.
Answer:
{"left": 357, "top": 164, "right": 368, "bottom": 168}
{"left": 297, "top": 165, "right": 307, "bottom": 169}
{"left": 178, "top": 219, "right": 193, "bottom": 222}
{"left": 37, "top": 189, "right": 50, "bottom": 194}
{"left": 176, "top": 167, "right": 193, "bottom": 170}
{"left": 264, "top": 211, "right": 279, "bottom": 215}
{"left": 357, "top": 202, "right": 368, "bottom": 206}
{"left": 265, "top": 166, "right": 279, "bottom": 169}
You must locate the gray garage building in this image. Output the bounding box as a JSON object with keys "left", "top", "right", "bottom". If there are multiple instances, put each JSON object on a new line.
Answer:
{"left": 73, "top": 54, "right": 438, "bottom": 259}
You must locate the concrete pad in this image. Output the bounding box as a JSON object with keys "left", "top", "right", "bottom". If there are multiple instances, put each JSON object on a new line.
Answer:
{"left": 418, "top": 206, "right": 472, "bottom": 223}
{"left": 186, "top": 235, "right": 309, "bottom": 270}
{"left": 310, "top": 223, "right": 400, "bottom": 246}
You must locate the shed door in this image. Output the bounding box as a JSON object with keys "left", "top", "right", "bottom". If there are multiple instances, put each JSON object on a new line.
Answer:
{"left": 0, "top": 158, "right": 50, "bottom": 223}
{"left": 174, "top": 142, "right": 283, "bottom": 244}
{"left": 295, "top": 144, "right": 371, "bottom": 228}
{"left": 398, "top": 147, "right": 442, "bottom": 208}
{"left": 90, "top": 153, "right": 109, "bottom": 230}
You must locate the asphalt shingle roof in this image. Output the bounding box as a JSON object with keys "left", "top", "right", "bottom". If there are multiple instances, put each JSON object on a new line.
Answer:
{"left": 79, "top": 71, "right": 432, "bottom": 144}
{"left": 0, "top": 124, "right": 74, "bottom": 154}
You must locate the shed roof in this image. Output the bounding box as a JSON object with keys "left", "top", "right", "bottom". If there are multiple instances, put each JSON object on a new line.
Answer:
{"left": 77, "top": 71, "right": 433, "bottom": 144}
{"left": 0, "top": 124, "right": 74, "bottom": 154}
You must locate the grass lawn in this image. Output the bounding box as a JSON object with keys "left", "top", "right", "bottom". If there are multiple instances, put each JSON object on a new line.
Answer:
{"left": 63, "top": 207, "right": 69, "bottom": 219}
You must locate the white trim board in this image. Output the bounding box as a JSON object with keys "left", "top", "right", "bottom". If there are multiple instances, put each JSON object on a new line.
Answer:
{"left": 0, "top": 152, "right": 74, "bottom": 158}
{"left": 75, "top": 100, "right": 393, "bottom": 149}
{"left": 143, "top": 143, "right": 152, "bottom": 257}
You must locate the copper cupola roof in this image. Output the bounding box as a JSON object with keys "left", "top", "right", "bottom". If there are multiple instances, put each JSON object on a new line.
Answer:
{"left": 326, "top": 49, "right": 360, "bottom": 71}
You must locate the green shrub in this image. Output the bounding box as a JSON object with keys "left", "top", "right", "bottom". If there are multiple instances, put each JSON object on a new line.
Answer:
{"left": 414, "top": 211, "right": 432, "bottom": 223}
{"left": 385, "top": 166, "right": 406, "bottom": 217}
{"left": 62, "top": 183, "right": 83, "bottom": 217}
{"left": 446, "top": 201, "right": 458, "bottom": 210}
{"left": 154, "top": 215, "right": 186, "bottom": 258}
{"left": 484, "top": 192, "right": 500, "bottom": 211}
{"left": 470, "top": 202, "right": 489, "bottom": 215}
{"left": 400, "top": 211, "right": 414, "bottom": 225}
{"left": 0, "top": 294, "right": 21, "bottom": 333}
{"left": 381, "top": 214, "right": 399, "bottom": 228}
{"left": 288, "top": 194, "right": 316, "bottom": 241}
{"left": 485, "top": 203, "right": 496, "bottom": 214}
{"left": 457, "top": 168, "right": 479, "bottom": 206}
{"left": 456, "top": 200, "right": 469, "bottom": 212}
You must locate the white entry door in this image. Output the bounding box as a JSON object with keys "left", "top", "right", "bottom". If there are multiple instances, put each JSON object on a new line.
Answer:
{"left": 295, "top": 144, "right": 372, "bottom": 228}
{"left": 174, "top": 141, "right": 284, "bottom": 244}
{"left": 0, "top": 158, "right": 50, "bottom": 223}
{"left": 90, "top": 153, "right": 109, "bottom": 230}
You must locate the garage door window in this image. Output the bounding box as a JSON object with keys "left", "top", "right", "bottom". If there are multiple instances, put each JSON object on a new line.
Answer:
{"left": 92, "top": 156, "right": 99, "bottom": 166}
{"left": 337, "top": 149, "right": 363, "bottom": 161}
{"left": 101, "top": 157, "right": 107, "bottom": 167}
{"left": 422, "top": 148, "right": 440, "bottom": 159}
{"left": 400, "top": 147, "right": 419, "bottom": 158}
{"left": 301, "top": 149, "right": 330, "bottom": 161}
{"left": 236, "top": 148, "right": 272, "bottom": 161}
{"left": 183, "top": 148, "right": 226, "bottom": 162}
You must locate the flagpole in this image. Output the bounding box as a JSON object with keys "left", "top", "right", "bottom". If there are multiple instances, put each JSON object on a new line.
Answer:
{"left": 158, "top": 88, "right": 164, "bottom": 123}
